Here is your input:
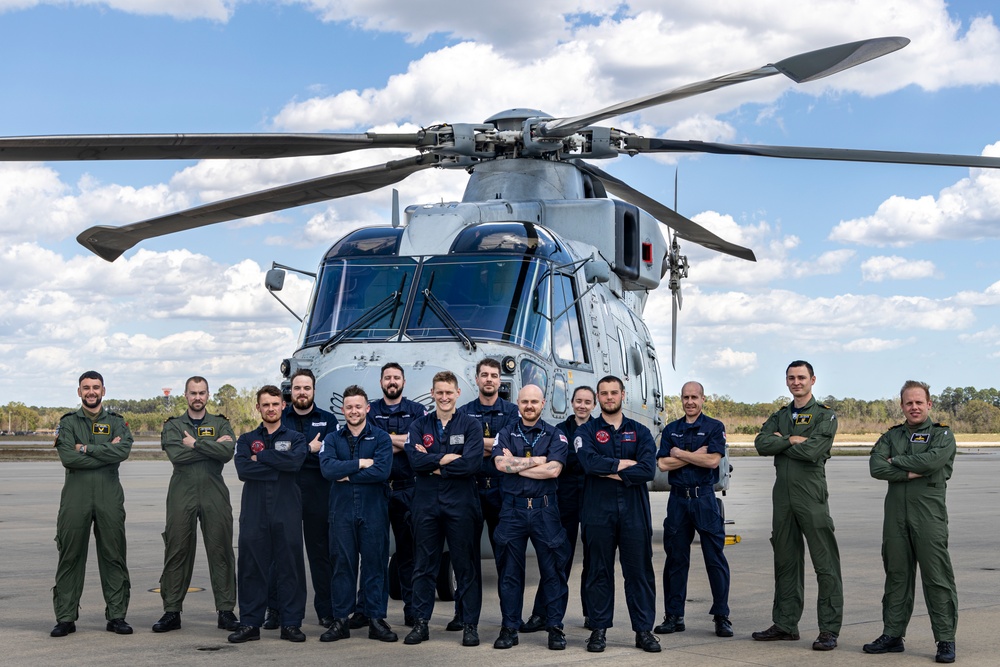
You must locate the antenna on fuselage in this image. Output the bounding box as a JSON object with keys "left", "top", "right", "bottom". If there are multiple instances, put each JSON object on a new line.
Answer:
{"left": 391, "top": 189, "right": 400, "bottom": 228}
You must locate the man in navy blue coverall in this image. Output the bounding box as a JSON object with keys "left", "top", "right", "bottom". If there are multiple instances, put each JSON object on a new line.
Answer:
{"left": 365, "top": 362, "right": 426, "bottom": 628}
{"left": 491, "top": 384, "right": 570, "bottom": 651}
{"left": 262, "top": 369, "right": 337, "bottom": 631}
{"left": 453, "top": 358, "right": 519, "bottom": 630}
{"left": 403, "top": 371, "right": 485, "bottom": 648}
{"left": 524, "top": 385, "right": 595, "bottom": 632}
{"left": 229, "top": 386, "right": 308, "bottom": 644}
{"left": 655, "top": 381, "right": 732, "bottom": 638}
{"left": 576, "top": 375, "right": 660, "bottom": 653}
{"left": 318, "top": 385, "right": 397, "bottom": 644}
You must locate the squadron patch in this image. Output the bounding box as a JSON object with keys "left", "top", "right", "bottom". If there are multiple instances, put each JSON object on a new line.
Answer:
{"left": 197, "top": 426, "right": 216, "bottom": 437}
{"left": 794, "top": 414, "right": 813, "bottom": 425}
{"left": 422, "top": 434, "right": 434, "bottom": 448}
{"left": 275, "top": 440, "right": 291, "bottom": 452}
{"left": 595, "top": 430, "right": 610, "bottom": 444}
{"left": 910, "top": 432, "right": 930, "bottom": 443}
{"left": 251, "top": 440, "right": 265, "bottom": 454}
{"left": 92, "top": 422, "right": 110, "bottom": 435}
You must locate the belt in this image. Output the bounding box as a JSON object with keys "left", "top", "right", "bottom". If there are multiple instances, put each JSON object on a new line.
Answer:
{"left": 511, "top": 494, "right": 551, "bottom": 509}
{"left": 389, "top": 479, "right": 414, "bottom": 491}
{"left": 670, "top": 484, "right": 714, "bottom": 498}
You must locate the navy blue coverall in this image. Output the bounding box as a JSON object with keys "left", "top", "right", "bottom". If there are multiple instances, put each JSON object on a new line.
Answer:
{"left": 320, "top": 421, "right": 393, "bottom": 619}
{"left": 234, "top": 424, "right": 308, "bottom": 627}
{"left": 273, "top": 403, "right": 337, "bottom": 622}
{"left": 457, "top": 396, "right": 519, "bottom": 550}
{"left": 493, "top": 419, "right": 570, "bottom": 631}
{"left": 529, "top": 414, "right": 591, "bottom": 622}
{"left": 369, "top": 397, "right": 426, "bottom": 619}
{"left": 657, "top": 413, "right": 730, "bottom": 618}
{"left": 576, "top": 415, "right": 658, "bottom": 631}
{"left": 405, "top": 411, "right": 484, "bottom": 624}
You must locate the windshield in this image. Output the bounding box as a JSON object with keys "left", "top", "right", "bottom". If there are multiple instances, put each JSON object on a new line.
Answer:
{"left": 303, "top": 257, "right": 417, "bottom": 346}
{"left": 404, "top": 255, "right": 551, "bottom": 356}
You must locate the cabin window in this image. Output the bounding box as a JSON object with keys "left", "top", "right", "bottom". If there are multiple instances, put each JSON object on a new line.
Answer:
{"left": 617, "top": 326, "right": 628, "bottom": 377}
{"left": 520, "top": 358, "right": 548, "bottom": 395}
{"left": 635, "top": 342, "right": 647, "bottom": 403}
{"left": 551, "top": 373, "right": 568, "bottom": 414}
{"left": 551, "top": 274, "right": 589, "bottom": 366}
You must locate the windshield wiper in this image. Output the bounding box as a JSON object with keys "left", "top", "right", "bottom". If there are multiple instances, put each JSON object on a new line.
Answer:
{"left": 420, "top": 287, "right": 477, "bottom": 351}
{"left": 320, "top": 290, "right": 402, "bottom": 353}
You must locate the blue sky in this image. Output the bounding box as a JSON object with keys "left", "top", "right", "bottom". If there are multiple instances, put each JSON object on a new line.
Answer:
{"left": 2, "top": 0, "right": 1000, "bottom": 407}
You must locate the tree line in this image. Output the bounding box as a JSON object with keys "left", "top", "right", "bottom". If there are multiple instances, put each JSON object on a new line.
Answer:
{"left": 4, "top": 384, "right": 999, "bottom": 436}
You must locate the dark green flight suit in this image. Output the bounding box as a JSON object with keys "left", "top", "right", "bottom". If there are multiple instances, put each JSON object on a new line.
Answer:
{"left": 869, "top": 419, "right": 957, "bottom": 641}
{"left": 53, "top": 407, "right": 133, "bottom": 622}
{"left": 159, "top": 412, "right": 238, "bottom": 613}
{"left": 754, "top": 397, "right": 843, "bottom": 636}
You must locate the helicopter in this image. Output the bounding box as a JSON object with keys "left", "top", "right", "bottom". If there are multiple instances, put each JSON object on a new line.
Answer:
{"left": 3, "top": 36, "right": 1000, "bottom": 496}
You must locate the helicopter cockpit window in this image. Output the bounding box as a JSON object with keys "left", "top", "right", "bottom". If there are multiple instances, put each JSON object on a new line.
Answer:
{"left": 303, "top": 257, "right": 417, "bottom": 346}
{"left": 323, "top": 226, "right": 403, "bottom": 259}
{"left": 551, "top": 274, "right": 589, "bottom": 366}
{"left": 450, "top": 222, "right": 572, "bottom": 263}
{"left": 404, "top": 255, "right": 550, "bottom": 356}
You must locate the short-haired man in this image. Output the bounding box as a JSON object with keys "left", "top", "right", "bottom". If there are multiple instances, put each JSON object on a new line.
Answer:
{"left": 261, "top": 369, "right": 338, "bottom": 631}
{"left": 51, "top": 371, "right": 134, "bottom": 638}
{"left": 491, "top": 384, "right": 570, "bottom": 651}
{"left": 153, "top": 376, "right": 239, "bottom": 634}
{"left": 864, "top": 381, "right": 957, "bottom": 664}
{"left": 229, "top": 386, "right": 308, "bottom": 644}
{"left": 365, "top": 362, "right": 426, "bottom": 628}
{"left": 319, "top": 385, "right": 397, "bottom": 644}
{"left": 576, "top": 376, "right": 660, "bottom": 653}
{"left": 403, "top": 371, "right": 485, "bottom": 647}
{"left": 523, "top": 385, "right": 595, "bottom": 632}
{"left": 655, "top": 381, "right": 732, "bottom": 638}
{"left": 454, "top": 358, "right": 519, "bottom": 630}
{"left": 753, "top": 360, "right": 843, "bottom": 652}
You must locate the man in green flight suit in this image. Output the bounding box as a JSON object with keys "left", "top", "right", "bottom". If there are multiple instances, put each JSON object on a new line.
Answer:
{"left": 752, "top": 360, "right": 843, "bottom": 652}
{"left": 864, "top": 380, "right": 957, "bottom": 664}
{"left": 152, "top": 376, "right": 240, "bottom": 633}
{"left": 51, "top": 370, "right": 134, "bottom": 638}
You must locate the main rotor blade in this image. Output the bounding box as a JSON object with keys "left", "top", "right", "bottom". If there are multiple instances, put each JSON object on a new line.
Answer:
{"left": 573, "top": 161, "right": 756, "bottom": 262}
{"left": 541, "top": 37, "right": 908, "bottom": 137}
{"left": 0, "top": 132, "right": 430, "bottom": 161}
{"left": 77, "top": 155, "right": 436, "bottom": 261}
{"left": 626, "top": 137, "right": 1000, "bottom": 169}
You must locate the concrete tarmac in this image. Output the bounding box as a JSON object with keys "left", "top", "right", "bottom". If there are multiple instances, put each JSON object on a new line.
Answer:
{"left": 2, "top": 451, "right": 998, "bottom": 666}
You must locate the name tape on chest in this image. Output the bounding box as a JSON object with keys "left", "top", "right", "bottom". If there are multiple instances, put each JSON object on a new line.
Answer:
{"left": 794, "top": 413, "right": 812, "bottom": 425}
{"left": 92, "top": 422, "right": 111, "bottom": 435}
{"left": 197, "top": 426, "right": 216, "bottom": 437}
{"left": 910, "top": 432, "right": 930, "bottom": 443}
{"left": 449, "top": 435, "right": 465, "bottom": 445}
{"left": 621, "top": 431, "right": 636, "bottom": 442}
{"left": 275, "top": 440, "right": 291, "bottom": 452}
